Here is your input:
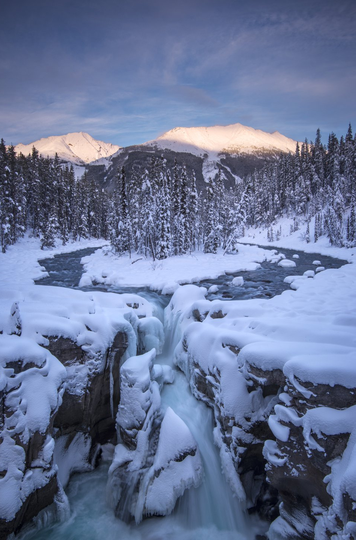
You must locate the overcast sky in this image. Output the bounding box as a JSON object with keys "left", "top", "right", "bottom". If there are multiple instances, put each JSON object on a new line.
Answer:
{"left": 1, "top": 0, "right": 355, "bottom": 147}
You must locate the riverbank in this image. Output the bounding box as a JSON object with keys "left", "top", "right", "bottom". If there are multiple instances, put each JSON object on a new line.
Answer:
{"left": 0, "top": 235, "right": 108, "bottom": 289}
{"left": 1, "top": 232, "right": 354, "bottom": 293}
{"left": 78, "top": 239, "right": 354, "bottom": 295}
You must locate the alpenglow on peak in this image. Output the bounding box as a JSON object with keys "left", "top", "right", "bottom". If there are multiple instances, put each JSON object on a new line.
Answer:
{"left": 144, "top": 123, "right": 298, "bottom": 156}
{"left": 15, "top": 132, "right": 121, "bottom": 165}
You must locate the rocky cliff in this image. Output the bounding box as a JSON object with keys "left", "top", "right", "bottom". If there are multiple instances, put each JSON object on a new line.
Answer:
{"left": 169, "top": 264, "right": 356, "bottom": 540}
{"left": 0, "top": 286, "right": 154, "bottom": 536}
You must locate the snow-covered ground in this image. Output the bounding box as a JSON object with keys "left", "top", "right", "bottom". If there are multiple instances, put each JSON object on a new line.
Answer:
{"left": 0, "top": 235, "right": 108, "bottom": 289}
{"left": 241, "top": 215, "right": 356, "bottom": 260}
{"left": 78, "top": 244, "right": 277, "bottom": 294}
{"left": 1, "top": 230, "right": 356, "bottom": 538}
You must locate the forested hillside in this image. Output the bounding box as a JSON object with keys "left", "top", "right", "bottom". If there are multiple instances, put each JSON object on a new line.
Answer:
{"left": 1, "top": 125, "right": 355, "bottom": 256}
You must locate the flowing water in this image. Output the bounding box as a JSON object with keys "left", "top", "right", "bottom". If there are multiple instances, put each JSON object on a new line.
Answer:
{"left": 24, "top": 245, "right": 347, "bottom": 540}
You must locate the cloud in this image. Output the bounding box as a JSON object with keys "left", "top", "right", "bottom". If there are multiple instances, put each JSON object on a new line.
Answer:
{"left": 0, "top": 0, "right": 355, "bottom": 146}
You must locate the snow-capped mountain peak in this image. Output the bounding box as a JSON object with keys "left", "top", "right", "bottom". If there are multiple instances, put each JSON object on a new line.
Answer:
{"left": 145, "top": 123, "right": 298, "bottom": 156}
{"left": 15, "top": 132, "right": 121, "bottom": 165}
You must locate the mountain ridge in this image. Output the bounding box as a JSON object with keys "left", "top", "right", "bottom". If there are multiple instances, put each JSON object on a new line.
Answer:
{"left": 14, "top": 123, "right": 299, "bottom": 167}
{"left": 15, "top": 132, "right": 121, "bottom": 165}
{"left": 144, "top": 123, "right": 298, "bottom": 156}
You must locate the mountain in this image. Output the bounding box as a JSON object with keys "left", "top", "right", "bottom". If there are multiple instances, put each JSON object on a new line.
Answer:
{"left": 145, "top": 123, "right": 298, "bottom": 157}
{"left": 85, "top": 123, "right": 299, "bottom": 194}
{"left": 15, "top": 132, "right": 121, "bottom": 165}
{"left": 15, "top": 124, "right": 299, "bottom": 192}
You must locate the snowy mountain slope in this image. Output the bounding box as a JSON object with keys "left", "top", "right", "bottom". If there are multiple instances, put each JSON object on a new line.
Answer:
{"left": 145, "top": 123, "right": 298, "bottom": 157}
{"left": 15, "top": 132, "right": 121, "bottom": 165}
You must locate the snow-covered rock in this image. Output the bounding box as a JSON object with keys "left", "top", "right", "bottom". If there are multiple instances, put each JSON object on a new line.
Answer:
{"left": 108, "top": 350, "right": 202, "bottom": 523}
{"left": 232, "top": 276, "right": 244, "bottom": 286}
{"left": 137, "top": 316, "right": 164, "bottom": 355}
{"left": 168, "top": 256, "right": 356, "bottom": 538}
{"left": 0, "top": 336, "right": 66, "bottom": 537}
{"left": 278, "top": 259, "right": 296, "bottom": 268}
{"left": 0, "top": 286, "right": 153, "bottom": 535}
{"left": 141, "top": 407, "right": 202, "bottom": 517}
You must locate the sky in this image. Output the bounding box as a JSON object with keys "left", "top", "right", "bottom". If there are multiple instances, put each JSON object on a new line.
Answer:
{"left": 1, "top": 0, "right": 355, "bottom": 148}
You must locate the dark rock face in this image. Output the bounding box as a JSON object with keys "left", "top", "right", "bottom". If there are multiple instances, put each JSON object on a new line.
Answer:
{"left": 263, "top": 372, "right": 356, "bottom": 539}
{"left": 86, "top": 144, "right": 280, "bottom": 196}
{"left": 49, "top": 331, "right": 129, "bottom": 446}
{"left": 0, "top": 476, "right": 59, "bottom": 538}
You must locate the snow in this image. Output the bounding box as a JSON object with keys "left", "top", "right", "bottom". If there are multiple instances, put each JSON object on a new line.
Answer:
{"left": 79, "top": 243, "right": 275, "bottom": 293}
{"left": 163, "top": 237, "right": 356, "bottom": 529}
{"left": 208, "top": 285, "right": 219, "bottom": 293}
{"left": 278, "top": 258, "right": 296, "bottom": 268}
{"left": 0, "top": 335, "right": 66, "bottom": 444}
{"left": 0, "top": 335, "right": 66, "bottom": 521}
{"left": 143, "top": 407, "right": 203, "bottom": 516}
{"left": 15, "top": 132, "right": 121, "bottom": 166}
{"left": 145, "top": 123, "right": 298, "bottom": 158}
{"left": 232, "top": 276, "right": 244, "bottom": 286}
{"left": 152, "top": 364, "right": 175, "bottom": 387}
{"left": 1, "top": 229, "right": 356, "bottom": 534}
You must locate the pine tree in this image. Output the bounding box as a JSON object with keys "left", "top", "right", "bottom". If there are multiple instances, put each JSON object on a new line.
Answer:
{"left": 140, "top": 170, "right": 156, "bottom": 259}
{"left": 203, "top": 177, "right": 219, "bottom": 253}
{"left": 324, "top": 206, "right": 343, "bottom": 247}
{"left": 186, "top": 171, "right": 199, "bottom": 252}
{"left": 305, "top": 220, "right": 310, "bottom": 243}
{"left": 156, "top": 170, "right": 171, "bottom": 259}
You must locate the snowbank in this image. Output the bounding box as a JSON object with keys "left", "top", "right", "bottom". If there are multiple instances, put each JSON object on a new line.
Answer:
{"left": 78, "top": 244, "right": 276, "bottom": 292}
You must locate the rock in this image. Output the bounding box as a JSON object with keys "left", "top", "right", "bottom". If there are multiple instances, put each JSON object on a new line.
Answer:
{"left": 278, "top": 259, "right": 296, "bottom": 268}
{"left": 51, "top": 329, "right": 129, "bottom": 445}
{"left": 108, "top": 349, "right": 162, "bottom": 521}
{"left": 0, "top": 287, "right": 151, "bottom": 536}
{"left": 0, "top": 335, "right": 66, "bottom": 537}
{"left": 141, "top": 407, "right": 202, "bottom": 518}
{"left": 232, "top": 276, "right": 244, "bottom": 286}
{"left": 264, "top": 372, "right": 356, "bottom": 539}
{"left": 137, "top": 317, "right": 164, "bottom": 355}
{"left": 108, "top": 351, "right": 202, "bottom": 524}
{"left": 168, "top": 285, "right": 356, "bottom": 538}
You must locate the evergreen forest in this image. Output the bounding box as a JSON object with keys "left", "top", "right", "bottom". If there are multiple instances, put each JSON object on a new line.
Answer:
{"left": 1, "top": 125, "right": 355, "bottom": 257}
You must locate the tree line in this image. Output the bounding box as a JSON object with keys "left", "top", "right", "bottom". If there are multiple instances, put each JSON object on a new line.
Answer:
{"left": 0, "top": 142, "right": 109, "bottom": 253}
{"left": 239, "top": 125, "right": 356, "bottom": 247}
{"left": 1, "top": 125, "right": 355, "bottom": 256}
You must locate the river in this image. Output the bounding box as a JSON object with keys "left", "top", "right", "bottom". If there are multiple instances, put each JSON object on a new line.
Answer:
{"left": 20, "top": 245, "right": 347, "bottom": 540}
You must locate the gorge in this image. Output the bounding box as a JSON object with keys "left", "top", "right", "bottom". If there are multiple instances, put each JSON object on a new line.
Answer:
{"left": 1, "top": 244, "right": 355, "bottom": 540}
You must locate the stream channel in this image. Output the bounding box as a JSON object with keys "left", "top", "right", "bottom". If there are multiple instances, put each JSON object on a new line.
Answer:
{"left": 21, "top": 245, "right": 347, "bottom": 540}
